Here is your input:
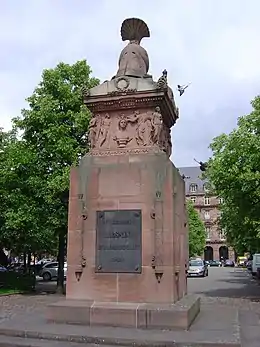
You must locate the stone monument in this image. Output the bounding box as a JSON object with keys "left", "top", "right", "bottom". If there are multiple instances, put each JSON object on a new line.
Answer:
{"left": 47, "top": 17, "right": 200, "bottom": 330}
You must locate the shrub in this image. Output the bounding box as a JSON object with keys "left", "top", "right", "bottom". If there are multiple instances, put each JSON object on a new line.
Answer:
{"left": 0, "top": 271, "right": 36, "bottom": 292}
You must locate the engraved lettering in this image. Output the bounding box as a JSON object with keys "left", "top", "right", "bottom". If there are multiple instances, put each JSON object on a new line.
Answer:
{"left": 95, "top": 210, "right": 142, "bottom": 273}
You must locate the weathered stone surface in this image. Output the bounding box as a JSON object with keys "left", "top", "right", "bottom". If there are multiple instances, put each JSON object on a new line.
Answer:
{"left": 47, "top": 295, "right": 200, "bottom": 330}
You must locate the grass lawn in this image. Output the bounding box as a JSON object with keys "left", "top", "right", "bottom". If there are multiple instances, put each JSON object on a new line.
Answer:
{"left": 0, "top": 288, "right": 22, "bottom": 295}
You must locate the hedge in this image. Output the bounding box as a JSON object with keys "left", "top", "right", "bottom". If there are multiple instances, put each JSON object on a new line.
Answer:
{"left": 0, "top": 271, "right": 36, "bottom": 292}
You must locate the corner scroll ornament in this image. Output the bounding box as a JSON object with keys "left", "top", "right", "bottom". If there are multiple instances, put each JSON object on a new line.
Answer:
{"left": 82, "top": 85, "right": 90, "bottom": 98}
{"left": 156, "top": 70, "right": 168, "bottom": 90}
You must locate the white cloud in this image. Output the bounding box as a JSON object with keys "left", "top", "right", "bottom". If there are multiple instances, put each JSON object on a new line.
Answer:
{"left": 0, "top": 0, "right": 259, "bottom": 165}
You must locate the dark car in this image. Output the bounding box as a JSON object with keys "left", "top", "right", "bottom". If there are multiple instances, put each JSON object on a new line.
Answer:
{"left": 224, "top": 260, "right": 235, "bottom": 267}
{"left": 246, "top": 260, "right": 252, "bottom": 272}
{"left": 208, "top": 260, "right": 221, "bottom": 267}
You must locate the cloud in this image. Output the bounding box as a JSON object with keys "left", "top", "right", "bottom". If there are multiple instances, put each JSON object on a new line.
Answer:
{"left": 0, "top": 0, "right": 259, "bottom": 166}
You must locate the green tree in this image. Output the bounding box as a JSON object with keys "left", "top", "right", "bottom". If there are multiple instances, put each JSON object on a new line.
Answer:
{"left": 206, "top": 95, "right": 260, "bottom": 253}
{"left": 187, "top": 200, "right": 206, "bottom": 257}
{"left": 9, "top": 60, "right": 99, "bottom": 291}
{"left": 0, "top": 128, "right": 57, "bottom": 266}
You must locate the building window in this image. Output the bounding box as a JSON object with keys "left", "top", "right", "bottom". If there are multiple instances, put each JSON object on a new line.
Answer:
{"left": 190, "top": 196, "right": 196, "bottom": 204}
{"left": 204, "top": 210, "right": 210, "bottom": 220}
{"left": 219, "top": 230, "right": 225, "bottom": 240}
{"left": 205, "top": 226, "right": 211, "bottom": 240}
{"left": 204, "top": 197, "right": 210, "bottom": 205}
{"left": 219, "top": 197, "right": 224, "bottom": 204}
{"left": 190, "top": 184, "right": 198, "bottom": 193}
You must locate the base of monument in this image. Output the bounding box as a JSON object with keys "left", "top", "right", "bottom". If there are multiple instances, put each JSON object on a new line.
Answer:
{"left": 46, "top": 295, "right": 200, "bottom": 331}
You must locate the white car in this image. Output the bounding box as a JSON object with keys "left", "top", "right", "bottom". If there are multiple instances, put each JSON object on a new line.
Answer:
{"left": 39, "top": 261, "right": 67, "bottom": 281}
{"left": 187, "top": 258, "right": 208, "bottom": 277}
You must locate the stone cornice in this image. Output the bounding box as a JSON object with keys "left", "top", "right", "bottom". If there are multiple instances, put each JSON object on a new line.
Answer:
{"left": 84, "top": 89, "right": 178, "bottom": 128}
{"left": 206, "top": 239, "right": 226, "bottom": 245}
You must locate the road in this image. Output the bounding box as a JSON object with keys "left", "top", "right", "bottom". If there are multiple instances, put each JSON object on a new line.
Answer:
{"left": 188, "top": 266, "right": 260, "bottom": 300}
{"left": 36, "top": 267, "right": 260, "bottom": 300}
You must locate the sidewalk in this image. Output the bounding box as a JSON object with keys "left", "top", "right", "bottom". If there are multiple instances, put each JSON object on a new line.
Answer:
{"left": 0, "top": 298, "right": 259, "bottom": 346}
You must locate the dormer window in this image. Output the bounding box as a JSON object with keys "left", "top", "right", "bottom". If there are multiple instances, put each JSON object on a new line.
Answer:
{"left": 203, "top": 183, "right": 210, "bottom": 192}
{"left": 190, "top": 184, "right": 198, "bottom": 193}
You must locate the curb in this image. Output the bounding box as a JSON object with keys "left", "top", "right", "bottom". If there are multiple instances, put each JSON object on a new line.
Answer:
{"left": 0, "top": 327, "right": 241, "bottom": 347}
{"left": 0, "top": 292, "right": 23, "bottom": 297}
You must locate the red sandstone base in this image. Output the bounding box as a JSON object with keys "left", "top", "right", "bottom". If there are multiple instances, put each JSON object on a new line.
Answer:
{"left": 47, "top": 295, "right": 200, "bottom": 330}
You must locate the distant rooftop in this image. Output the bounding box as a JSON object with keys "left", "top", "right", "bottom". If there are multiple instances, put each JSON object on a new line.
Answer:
{"left": 178, "top": 166, "right": 208, "bottom": 194}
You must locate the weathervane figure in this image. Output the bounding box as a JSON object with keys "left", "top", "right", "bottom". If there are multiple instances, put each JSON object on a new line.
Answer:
{"left": 194, "top": 158, "right": 208, "bottom": 172}
{"left": 177, "top": 83, "right": 191, "bottom": 96}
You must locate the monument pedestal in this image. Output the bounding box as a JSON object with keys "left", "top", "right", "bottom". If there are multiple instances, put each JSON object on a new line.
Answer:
{"left": 46, "top": 17, "right": 200, "bottom": 331}
{"left": 47, "top": 152, "right": 200, "bottom": 330}
{"left": 47, "top": 296, "right": 200, "bottom": 330}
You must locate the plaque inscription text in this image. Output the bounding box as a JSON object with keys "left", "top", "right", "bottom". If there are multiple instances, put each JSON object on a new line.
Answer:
{"left": 95, "top": 210, "right": 142, "bottom": 273}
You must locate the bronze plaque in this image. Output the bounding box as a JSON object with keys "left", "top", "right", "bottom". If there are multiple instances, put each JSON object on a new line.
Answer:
{"left": 95, "top": 210, "right": 142, "bottom": 273}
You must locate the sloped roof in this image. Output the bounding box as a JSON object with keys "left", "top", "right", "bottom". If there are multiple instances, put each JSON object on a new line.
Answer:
{"left": 178, "top": 166, "right": 208, "bottom": 194}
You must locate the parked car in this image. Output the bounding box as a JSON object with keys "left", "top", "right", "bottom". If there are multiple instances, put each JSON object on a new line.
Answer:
{"left": 224, "top": 260, "right": 235, "bottom": 267}
{"left": 237, "top": 256, "right": 247, "bottom": 267}
{"left": 246, "top": 260, "right": 253, "bottom": 272}
{"left": 208, "top": 260, "right": 221, "bottom": 267}
{"left": 0, "top": 266, "right": 7, "bottom": 272}
{"left": 39, "top": 262, "right": 67, "bottom": 281}
{"left": 187, "top": 258, "right": 208, "bottom": 277}
{"left": 36, "top": 258, "right": 53, "bottom": 265}
{"left": 252, "top": 253, "right": 260, "bottom": 277}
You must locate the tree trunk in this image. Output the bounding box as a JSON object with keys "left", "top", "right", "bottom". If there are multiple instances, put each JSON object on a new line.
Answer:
{"left": 23, "top": 252, "right": 27, "bottom": 273}
{"left": 27, "top": 251, "right": 31, "bottom": 273}
{"left": 56, "top": 230, "right": 65, "bottom": 294}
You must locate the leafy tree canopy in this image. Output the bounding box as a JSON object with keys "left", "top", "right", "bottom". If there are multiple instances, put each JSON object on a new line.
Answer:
{"left": 187, "top": 200, "right": 206, "bottom": 257}
{"left": 0, "top": 60, "right": 99, "bottom": 256}
{"left": 206, "top": 96, "right": 260, "bottom": 253}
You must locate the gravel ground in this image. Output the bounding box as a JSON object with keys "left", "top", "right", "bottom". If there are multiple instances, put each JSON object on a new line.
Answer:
{"left": 0, "top": 268, "right": 259, "bottom": 322}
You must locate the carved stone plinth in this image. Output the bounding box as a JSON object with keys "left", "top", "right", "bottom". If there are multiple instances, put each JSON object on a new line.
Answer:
{"left": 84, "top": 76, "right": 178, "bottom": 158}
{"left": 47, "top": 295, "right": 200, "bottom": 330}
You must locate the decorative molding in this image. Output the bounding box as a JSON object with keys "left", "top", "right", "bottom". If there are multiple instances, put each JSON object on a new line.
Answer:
{"left": 107, "top": 89, "right": 137, "bottom": 97}
{"left": 86, "top": 147, "right": 163, "bottom": 157}
{"left": 206, "top": 240, "right": 226, "bottom": 245}
{"left": 84, "top": 90, "right": 178, "bottom": 128}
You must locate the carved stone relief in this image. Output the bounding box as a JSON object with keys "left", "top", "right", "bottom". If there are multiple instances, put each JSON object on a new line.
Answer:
{"left": 99, "top": 113, "right": 111, "bottom": 147}
{"left": 151, "top": 106, "right": 163, "bottom": 146}
{"left": 161, "top": 124, "right": 172, "bottom": 157}
{"left": 113, "top": 114, "right": 132, "bottom": 148}
{"left": 88, "top": 115, "right": 99, "bottom": 149}
{"left": 88, "top": 107, "right": 172, "bottom": 156}
{"left": 126, "top": 110, "right": 153, "bottom": 147}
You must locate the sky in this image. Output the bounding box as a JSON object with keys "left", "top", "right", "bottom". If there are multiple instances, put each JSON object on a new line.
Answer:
{"left": 0, "top": 0, "right": 259, "bottom": 167}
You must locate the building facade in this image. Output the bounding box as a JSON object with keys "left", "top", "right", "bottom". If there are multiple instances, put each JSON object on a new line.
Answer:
{"left": 178, "top": 166, "right": 235, "bottom": 261}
